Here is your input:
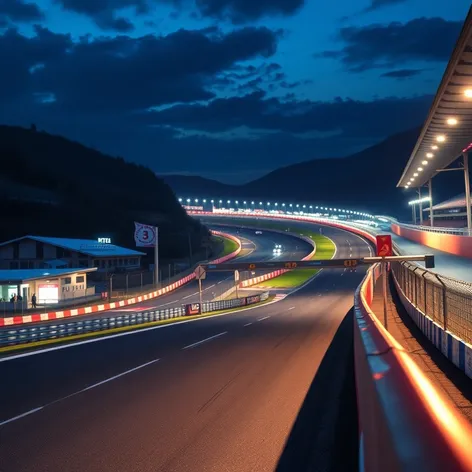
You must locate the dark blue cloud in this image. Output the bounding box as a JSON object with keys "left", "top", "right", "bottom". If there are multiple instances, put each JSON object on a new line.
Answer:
{"left": 0, "top": 0, "right": 44, "bottom": 22}
{"left": 320, "top": 17, "right": 462, "bottom": 72}
{"left": 380, "top": 69, "right": 424, "bottom": 79}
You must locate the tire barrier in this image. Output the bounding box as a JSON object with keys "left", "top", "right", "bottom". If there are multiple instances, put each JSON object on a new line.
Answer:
{"left": 0, "top": 292, "right": 269, "bottom": 348}
{"left": 0, "top": 230, "right": 242, "bottom": 328}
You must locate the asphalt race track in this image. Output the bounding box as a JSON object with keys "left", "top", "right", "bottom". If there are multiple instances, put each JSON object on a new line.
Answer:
{"left": 0, "top": 222, "right": 373, "bottom": 472}
{"left": 0, "top": 226, "right": 312, "bottom": 330}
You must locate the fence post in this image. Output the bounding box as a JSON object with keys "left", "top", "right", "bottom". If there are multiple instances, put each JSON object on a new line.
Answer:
{"left": 422, "top": 272, "right": 427, "bottom": 315}
{"left": 433, "top": 273, "right": 447, "bottom": 331}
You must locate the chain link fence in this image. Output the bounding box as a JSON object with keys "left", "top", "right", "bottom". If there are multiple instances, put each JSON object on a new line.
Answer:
{"left": 390, "top": 261, "right": 472, "bottom": 345}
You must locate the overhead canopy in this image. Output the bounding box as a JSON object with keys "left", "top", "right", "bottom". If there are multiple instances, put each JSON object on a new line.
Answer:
{"left": 398, "top": 7, "right": 472, "bottom": 189}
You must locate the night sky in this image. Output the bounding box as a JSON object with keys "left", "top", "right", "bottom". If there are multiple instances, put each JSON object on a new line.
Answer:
{"left": 1, "top": 0, "right": 470, "bottom": 183}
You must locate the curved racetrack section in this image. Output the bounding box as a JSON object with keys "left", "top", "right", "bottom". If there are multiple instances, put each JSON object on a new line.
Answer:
{"left": 0, "top": 221, "right": 372, "bottom": 472}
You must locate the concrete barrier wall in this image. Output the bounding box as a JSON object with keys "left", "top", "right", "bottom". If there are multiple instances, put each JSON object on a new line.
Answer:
{"left": 391, "top": 223, "right": 472, "bottom": 259}
{"left": 354, "top": 266, "right": 472, "bottom": 472}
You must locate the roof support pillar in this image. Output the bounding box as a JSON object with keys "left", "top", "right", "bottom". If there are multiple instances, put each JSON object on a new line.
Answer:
{"left": 429, "top": 179, "right": 434, "bottom": 228}
{"left": 418, "top": 187, "right": 423, "bottom": 225}
{"left": 412, "top": 203, "right": 416, "bottom": 224}
{"left": 464, "top": 152, "right": 472, "bottom": 232}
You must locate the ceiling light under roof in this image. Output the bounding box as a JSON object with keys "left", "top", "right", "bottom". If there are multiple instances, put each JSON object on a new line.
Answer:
{"left": 422, "top": 160, "right": 428, "bottom": 165}
{"left": 426, "top": 152, "right": 434, "bottom": 158}
{"left": 431, "top": 145, "right": 438, "bottom": 150}
{"left": 447, "top": 117, "right": 458, "bottom": 126}
{"left": 418, "top": 167, "right": 423, "bottom": 171}
{"left": 414, "top": 172, "right": 419, "bottom": 177}
{"left": 436, "top": 135, "right": 446, "bottom": 142}
{"left": 465, "top": 89, "right": 472, "bottom": 98}
{"left": 410, "top": 177, "right": 415, "bottom": 181}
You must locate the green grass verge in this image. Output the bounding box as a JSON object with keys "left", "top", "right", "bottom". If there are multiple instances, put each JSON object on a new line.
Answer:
{"left": 228, "top": 218, "right": 336, "bottom": 288}
{"left": 213, "top": 235, "right": 239, "bottom": 257}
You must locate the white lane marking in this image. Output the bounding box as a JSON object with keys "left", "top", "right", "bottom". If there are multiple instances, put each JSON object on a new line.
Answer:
{"left": 288, "top": 307, "right": 295, "bottom": 311}
{"left": 257, "top": 316, "right": 270, "bottom": 322}
{"left": 0, "top": 297, "right": 284, "bottom": 363}
{"left": 0, "top": 407, "right": 43, "bottom": 427}
{"left": 182, "top": 293, "right": 196, "bottom": 300}
{"left": 80, "top": 359, "right": 160, "bottom": 392}
{"left": 244, "top": 322, "right": 253, "bottom": 327}
{"left": 0, "top": 358, "right": 160, "bottom": 426}
{"left": 182, "top": 331, "right": 227, "bottom": 350}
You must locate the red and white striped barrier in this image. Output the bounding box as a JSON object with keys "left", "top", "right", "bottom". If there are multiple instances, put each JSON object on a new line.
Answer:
{"left": 0, "top": 230, "right": 241, "bottom": 327}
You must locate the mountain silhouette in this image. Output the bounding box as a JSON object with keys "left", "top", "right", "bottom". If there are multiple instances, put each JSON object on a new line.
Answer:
{"left": 163, "top": 128, "right": 464, "bottom": 217}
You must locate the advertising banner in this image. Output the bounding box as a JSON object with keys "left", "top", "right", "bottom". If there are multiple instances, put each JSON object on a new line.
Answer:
{"left": 185, "top": 303, "right": 201, "bottom": 316}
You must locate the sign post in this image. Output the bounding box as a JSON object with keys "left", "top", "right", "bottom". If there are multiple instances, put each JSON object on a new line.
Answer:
{"left": 235, "top": 270, "right": 240, "bottom": 299}
{"left": 134, "top": 222, "right": 159, "bottom": 287}
{"left": 195, "top": 266, "right": 206, "bottom": 313}
{"left": 376, "top": 235, "right": 393, "bottom": 330}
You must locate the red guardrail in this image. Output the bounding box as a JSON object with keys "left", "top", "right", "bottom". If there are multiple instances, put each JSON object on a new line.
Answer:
{"left": 355, "top": 265, "right": 472, "bottom": 472}
{"left": 0, "top": 230, "right": 241, "bottom": 327}
{"left": 392, "top": 223, "right": 472, "bottom": 258}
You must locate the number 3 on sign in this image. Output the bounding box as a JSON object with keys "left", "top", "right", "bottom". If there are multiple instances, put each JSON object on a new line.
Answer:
{"left": 142, "top": 230, "right": 149, "bottom": 240}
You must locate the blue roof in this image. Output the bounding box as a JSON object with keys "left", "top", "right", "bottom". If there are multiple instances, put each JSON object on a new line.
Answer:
{"left": 0, "top": 268, "right": 97, "bottom": 283}
{"left": 0, "top": 236, "right": 146, "bottom": 257}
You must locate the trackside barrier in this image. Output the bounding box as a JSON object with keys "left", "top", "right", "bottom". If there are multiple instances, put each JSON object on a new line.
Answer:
{"left": 391, "top": 264, "right": 472, "bottom": 379}
{"left": 354, "top": 265, "right": 472, "bottom": 472}
{"left": 0, "top": 292, "right": 269, "bottom": 348}
{"left": 0, "top": 230, "right": 242, "bottom": 328}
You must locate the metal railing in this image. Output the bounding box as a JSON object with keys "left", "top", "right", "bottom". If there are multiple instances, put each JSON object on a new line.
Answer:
{"left": 390, "top": 261, "right": 472, "bottom": 345}
{"left": 396, "top": 222, "right": 472, "bottom": 236}
{"left": 0, "top": 292, "right": 269, "bottom": 348}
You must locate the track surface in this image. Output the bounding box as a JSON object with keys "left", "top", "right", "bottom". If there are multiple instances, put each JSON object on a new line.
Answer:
{"left": 0, "top": 226, "right": 311, "bottom": 330}
{"left": 0, "top": 222, "right": 372, "bottom": 472}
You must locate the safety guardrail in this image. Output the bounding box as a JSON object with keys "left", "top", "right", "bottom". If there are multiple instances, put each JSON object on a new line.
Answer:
{"left": 0, "top": 230, "right": 242, "bottom": 328}
{"left": 355, "top": 265, "right": 472, "bottom": 472}
{"left": 0, "top": 292, "right": 269, "bottom": 348}
{"left": 396, "top": 222, "right": 472, "bottom": 236}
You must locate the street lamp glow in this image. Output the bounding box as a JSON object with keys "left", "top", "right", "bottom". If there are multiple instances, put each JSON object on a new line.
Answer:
{"left": 219, "top": 200, "right": 222, "bottom": 203}
{"left": 289, "top": 204, "right": 293, "bottom": 207}
{"left": 210, "top": 199, "right": 214, "bottom": 203}
{"left": 186, "top": 198, "right": 191, "bottom": 203}
{"left": 447, "top": 117, "right": 458, "bottom": 126}
{"left": 178, "top": 198, "right": 182, "bottom": 202}
{"left": 275, "top": 203, "right": 278, "bottom": 206}
{"left": 426, "top": 152, "right": 434, "bottom": 158}
{"left": 465, "top": 89, "right": 472, "bottom": 98}
{"left": 235, "top": 200, "right": 239, "bottom": 205}
{"left": 195, "top": 199, "right": 198, "bottom": 203}
{"left": 243, "top": 201, "right": 246, "bottom": 204}
{"left": 436, "top": 135, "right": 446, "bottom": 142}
{"left": 296, "top": 204, "right": 299, "bottom": 208}
{"left": 282, "top": 203, "right": 285, "bottom": 207}
{"left": 203, "top": 199, "right": 206, "bottom": 203}
{"left": 259, "top": 202, "right": 263, "bottom": 205}
{"left": 251, "top": 201, "right": 254, "bottom": 205}
{"left": 408, "top": 196, "right": 430, "bottom": 206}
{"left": 227, "top": 200, "right": 230, "bottom": 204}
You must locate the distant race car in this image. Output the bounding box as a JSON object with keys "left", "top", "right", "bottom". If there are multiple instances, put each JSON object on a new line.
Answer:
{"left": 255, "top": 230, "right": 263, "bottom": 234}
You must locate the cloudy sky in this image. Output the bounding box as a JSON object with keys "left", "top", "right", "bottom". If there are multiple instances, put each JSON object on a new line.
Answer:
{"left": 1, "top": 0, "right": 470, "bottom": 183}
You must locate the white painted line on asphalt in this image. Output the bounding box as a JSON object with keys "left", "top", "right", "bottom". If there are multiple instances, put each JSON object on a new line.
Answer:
{"left": 0, "top": 358, "right": 160, "bottom": 427}
{"left": 182, "top": 331, "right": 227, "bottom": 350}
{"left": 80, "top": 358, "right": 160, "bottom": 393}
{"left": 0, "top": 407, "right": 43, "bottom": 427}
{"left": 244, "top": 322, "right": 253, "bottom": 327}
{"left": 0, "top": 298, "right": 284, "bottom": 363}
{"left": 288, "top": 307, "right": 295, "bottom": 311}
{"left": 257, "top": 316, "right": 270, "bottom": 322}
{"left": 182, "top": 293, "right": 196, "bottom": 300}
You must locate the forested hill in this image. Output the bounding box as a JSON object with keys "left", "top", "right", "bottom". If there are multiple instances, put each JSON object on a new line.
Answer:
{"left": 0, "top": 125, "right": 207, "bottom": 259}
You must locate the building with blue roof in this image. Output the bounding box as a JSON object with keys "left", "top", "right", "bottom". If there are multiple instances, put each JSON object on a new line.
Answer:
{"left": 0, "top": 235, "right": 145, "bottom": 273}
